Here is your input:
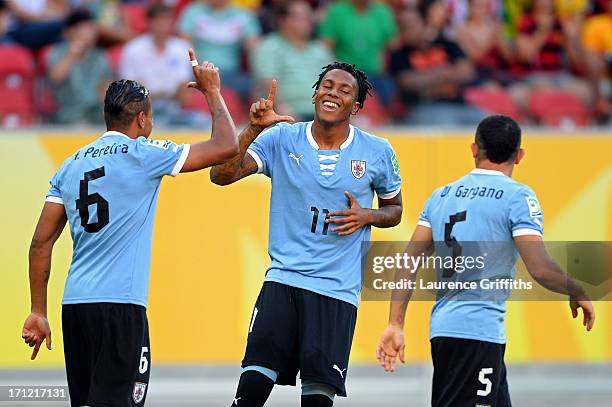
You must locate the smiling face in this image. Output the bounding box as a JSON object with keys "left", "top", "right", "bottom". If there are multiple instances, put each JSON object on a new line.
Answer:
{"left": 312, "top": 69, "right": 360, "bottom": 125}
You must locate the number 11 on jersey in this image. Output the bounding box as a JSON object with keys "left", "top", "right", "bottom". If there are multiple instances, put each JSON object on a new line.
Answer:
{"left": 310, "top": 206, "right": 330, "bottom": 235}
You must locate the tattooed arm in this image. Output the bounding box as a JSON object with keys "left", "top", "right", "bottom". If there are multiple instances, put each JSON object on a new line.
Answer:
{"left": 180, "top": 49, "right": 239, "bottom": 173}
{"left": 210, "top": 80, "right": 294, "bottom": 185}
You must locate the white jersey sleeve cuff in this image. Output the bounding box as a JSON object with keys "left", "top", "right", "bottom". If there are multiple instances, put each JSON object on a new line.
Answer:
{"left": 417, "top": 220, "right": 431, "bottom": 228}
{"left": 378, "top": 188, "right": 401, "bottom": 200}
{"left": 170, "top": 144, "right": 191, "bottom": 177}
{"left": 247, "top": 149, "right": 264, "bottom": 174}
{"left": 512, "top": 228, "right": 543, "bottom": 237}
{"left": 45, "top": 196, "right": 64, "bottom": 205}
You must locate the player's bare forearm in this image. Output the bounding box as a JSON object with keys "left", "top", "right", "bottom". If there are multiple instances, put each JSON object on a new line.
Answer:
{"left": 180, "top": 91, "right": 239, "bottom": 172}
{"left": 28, "top": 203, "right": 67, "bottom": 315}
{"left": 210, "top": 125, "right": 262, "bottom": 185}
{"left": 515, "top": 235, "right": 587, "bottom": 299}
{"left": 388, "top": 226, "right": 434, "bottom": 328}
{"left": 206, "top": 89, "right": 239, "bottom": 160}
{"left": 371, "top": 193, "right": 403, "bottom": 228}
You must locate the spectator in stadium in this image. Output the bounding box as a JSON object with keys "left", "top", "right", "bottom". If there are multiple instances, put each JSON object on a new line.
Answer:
{"left": 581, "top": 0, "right": 611, "bottom": 122}
{"left": 46, "top": 9, "right": 112, "bottom": 124}
{"left": 318, "top": 0, "right": 398, "bottom": 105}
{"left": 178, "top": 0, "right": 260, "bottom": 99}
{"left": 389, "top": 6, "right": 482, "bottom": 125}
{"left": 0, "top": 1, "right": 10, "bottom": 43}
{"left": 3, "top": 0, "right": 68, "bottom": 49}
{"left": 456, "top": 0, "right": 514, "bottom": 84}
{"left": 120, "top": 4, "right": 210, "bottom": 128}
{"left": 509, "top": 0, "right": 593, "bottom": 116}
{"left": 251, "top": 0, "right": 332, "bottom": 121}
{"left": 70, "top": 0, "right": 135, "bottom": 46}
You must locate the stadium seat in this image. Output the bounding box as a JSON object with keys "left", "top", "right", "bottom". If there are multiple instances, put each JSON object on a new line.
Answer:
{"left": 464, "top": 87, "right": 522, "bottom": 122}
{"left": 107, "top": 46, "right": 124, "bottom": 74}
{"left": 183, "top": 88, "right": 246, "bottom": 124}
{"left": 121, "top": 4, "right": 148, "bottom": 35}
{"left": 0, "top": 45, "right": 35, "bottom": 76}
{"left": 352, "top": 93, "right": 389, "bottom": 128}
{"left": 528, "top": 90, "right": 591, "bottom": 127}
{"left": 0, "top": 45, "right": 35, "bottom": 127}
{"left": 0, "top": 109, "right": 33, "bottom": 127}
{"left": 36, "top": 45, "right": 54, "bottom": 75}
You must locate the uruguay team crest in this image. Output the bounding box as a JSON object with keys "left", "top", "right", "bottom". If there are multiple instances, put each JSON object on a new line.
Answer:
{"left": 351, "top": 160, "right": 366, "bottom": 179}
{"left": 133, "top": 382, "right": 147, "bottom": 404}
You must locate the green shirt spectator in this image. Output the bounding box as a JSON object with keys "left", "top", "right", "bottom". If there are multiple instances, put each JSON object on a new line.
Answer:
{"left": 252, "top": 1, "right": 332, "bottom": 119}
{"left": 46, "top": 9, "right": 112, "bottom": 124}
{"left": 319, "top": 0, "right": 397, "bottom": 74}
{"left": 178, "top": 0, "right": 260, "bottom": 73}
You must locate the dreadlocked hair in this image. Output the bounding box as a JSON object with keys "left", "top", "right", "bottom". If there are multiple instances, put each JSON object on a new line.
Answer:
{"left": 312, "top": 62, "right": 373, "bottom": 110}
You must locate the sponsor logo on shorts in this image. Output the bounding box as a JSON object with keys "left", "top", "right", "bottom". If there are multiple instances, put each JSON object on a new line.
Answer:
{"left": 332, "top": 364, "right": 347, "bottom": 378}
{"left": 132, "top": 382, "right": 147, "bottom": 404}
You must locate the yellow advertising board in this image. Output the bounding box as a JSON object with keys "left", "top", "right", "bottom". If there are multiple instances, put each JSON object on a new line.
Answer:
{"left": 1, "top": 131, "right": 610, "bottom": 367}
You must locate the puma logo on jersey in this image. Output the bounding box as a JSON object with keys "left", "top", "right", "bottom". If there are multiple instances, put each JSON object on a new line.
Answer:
{"left": 333, "top": 364, "right": 347, "bottom": 378}
{"left": 289, "top": 153, "right": 303, "bottom": 166}
{"left": 232, "top": 396, "right": 241, "bottom": 405}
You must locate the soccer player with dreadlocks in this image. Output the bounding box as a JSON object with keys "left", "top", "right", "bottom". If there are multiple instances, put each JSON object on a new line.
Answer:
{"left": 211, "top": 62, "right": 403, "bottom": 407}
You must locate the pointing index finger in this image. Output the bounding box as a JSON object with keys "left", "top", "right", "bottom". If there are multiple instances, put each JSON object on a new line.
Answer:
{"left": 267, "top": 79, "right": 277, "bottom": 102}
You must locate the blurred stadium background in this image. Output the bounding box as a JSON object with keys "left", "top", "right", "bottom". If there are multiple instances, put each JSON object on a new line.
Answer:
{"left": 0, "top": 0, "right": 610, "bottom": 405}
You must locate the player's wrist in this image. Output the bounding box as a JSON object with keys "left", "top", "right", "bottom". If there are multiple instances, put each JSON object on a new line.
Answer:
{"left": 248, "top": 123, "right": 265, "bottom": 134}
{"left": 202, "top": 87, "right": 221, "bottom": 98}
{"left": 388, "top": 319, "right": 404, "bottom": 330}
{"left": 30, "top": 308, "right": 47, "bottom": 317}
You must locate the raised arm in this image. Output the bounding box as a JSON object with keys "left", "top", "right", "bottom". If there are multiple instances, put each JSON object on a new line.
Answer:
{"left": 210, "top": 80, "right": 295, "bottom": 185}
{"left": 22, "top": 202, "right": 67, "bottom": 360}
{"left": 515, "top": 235, "right": 595, "bottom": 331}
{"left": 179, "top": 49, "right": 239, "bottom": 173}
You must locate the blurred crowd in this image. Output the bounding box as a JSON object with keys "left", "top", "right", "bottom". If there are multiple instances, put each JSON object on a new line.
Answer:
{"left": 0, "top": 0, "right": 610, "bottom": 127}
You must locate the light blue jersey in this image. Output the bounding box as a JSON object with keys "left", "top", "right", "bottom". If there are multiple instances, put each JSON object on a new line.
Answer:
{"left": 419, "top": 169, "right": 544, "bottom": 343}
{"left": 46, "top": 131, "right": 190, "bottom": 308}
{"left": 247, "top": 121, "right": 402, "bottom": 307}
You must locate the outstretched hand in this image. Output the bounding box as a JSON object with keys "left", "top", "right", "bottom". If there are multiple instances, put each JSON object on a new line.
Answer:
{"left": 22, "top": 313, "right": 52, "bottom": 360}
{"left": 187, "top": 48, "right": 221, "bottom": 95}
{"left": 326, "top": 191, "right": 372, "bottom": 236}
{"left": 376, "top": 325, "right": 405, "bottom": 373}
{"left": 570, "top": 298, "right": 595, "bottom": 331}
{"left": 249, "top": 80, "right": 295, "bottom": 129}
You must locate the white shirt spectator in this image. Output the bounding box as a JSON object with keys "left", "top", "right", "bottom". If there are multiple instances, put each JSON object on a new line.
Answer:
{"left": 120, "top": 34, "right": 193, "bottom": 100}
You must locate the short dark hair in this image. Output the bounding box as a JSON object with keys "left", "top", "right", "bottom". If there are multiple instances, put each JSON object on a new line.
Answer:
{"left": 275, "top": 0, "right": 304, "bottom": 20}
{"left": 65, "top": 8, "right": 94, "bottom": 28}
{"left": 312, "top": 62, "right": 373, "bottom": 109}
{"left": 475, "top": 115, "right": 522, "bottom": 163}
{"left": 104, "top": 80, "right": 151, "bottom": 128}
{"left": 417, "top": 0, "right": 440, "bottom": 20}
{"left": 147, "top": 4, "right": 172, "bottom": 20}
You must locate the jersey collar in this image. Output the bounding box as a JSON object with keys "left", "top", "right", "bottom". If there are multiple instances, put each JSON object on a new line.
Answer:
{"left": 306, "top": 121, "right": 354, "bottom": 150}
{"left": 471, "top": 168, "right": 506, "bottom": 176}
{"left": 101, "top": 131, "right": 131, "bottom": 140}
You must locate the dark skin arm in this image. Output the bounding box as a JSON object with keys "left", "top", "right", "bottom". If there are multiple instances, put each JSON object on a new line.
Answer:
{"left": 326, "top": 191, "right": 403, "bottom": 236}
{"left": 180, "top": 49, "right": 239, "bottom": 172}
{"left": 376, "top": 225, "right": 433, "bottom": 372}
{"left": 210, "top": 80, "right": 295, "bottom": 185}
{"left": 22, "top": 202, "right": 67, "bottom": 360}
{"left": 515, "top": 235, "right": 595, "bottom": 331}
